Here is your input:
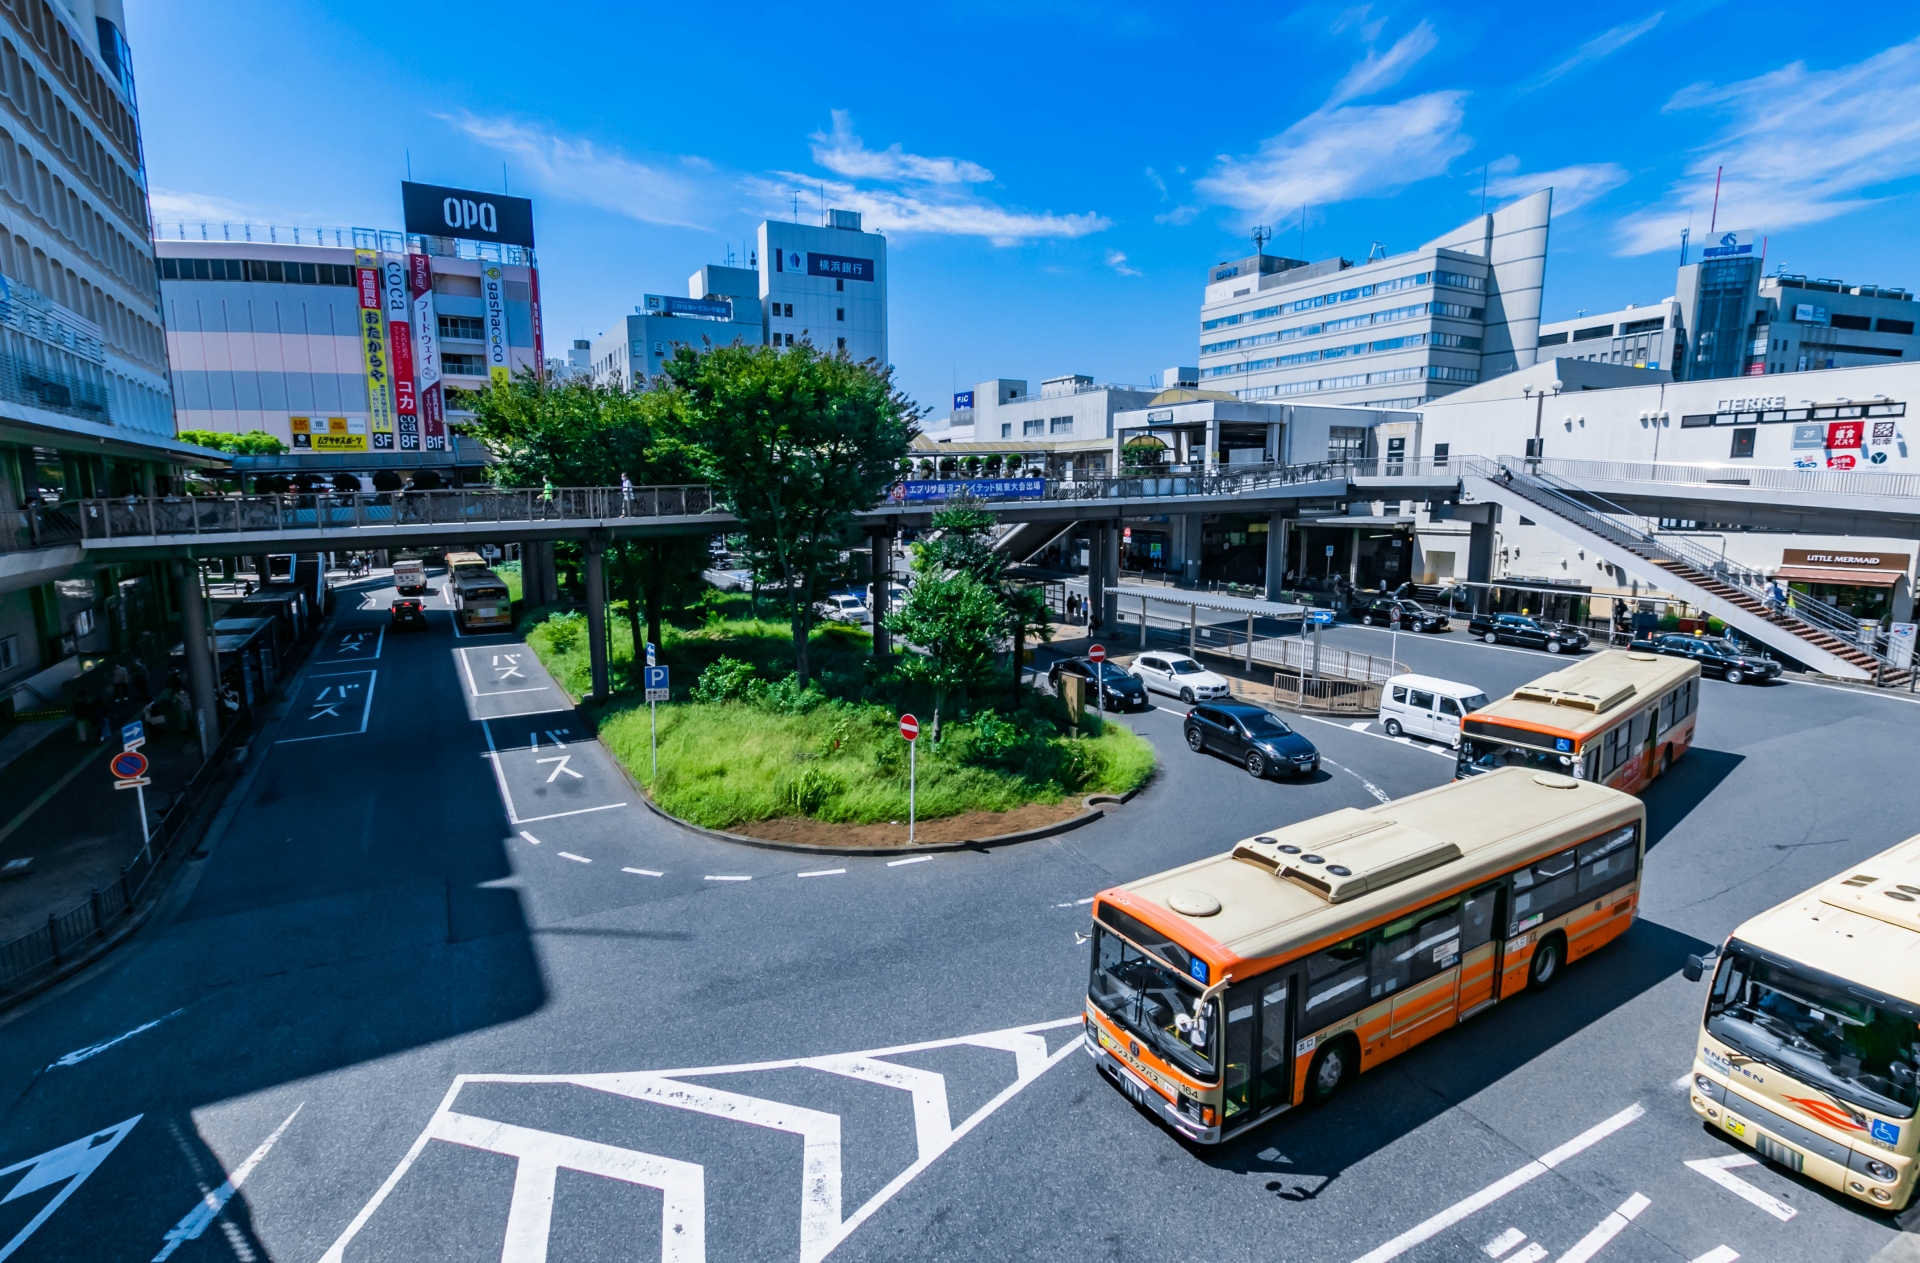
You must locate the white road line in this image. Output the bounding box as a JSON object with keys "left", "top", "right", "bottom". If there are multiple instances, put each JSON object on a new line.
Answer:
{"left": 798, "top": 869, "right": 846, "bottom": 878}
{"left": 1324, "top": 758, "right": 1391, "bottom": 803}
{"left": 557, "top": 852, "right": 592, "bottom": 864}
{"left": 275, "top": 669, "right": 379, "bottom": 744}
{"left": 0, "top": 1115, "right": 141, "bottom": 1261}
{"left": 1689, "top": 1249, "right": 1739, "bottom": 1263}
{"left": 515, "top": 803, "right": 627, "bottom": 824}
{"left": 1292, "top": 712, "right": 1457, "bottom": 759}
{"left": 1349, "top": 1103, "right": 1646, "bottom": 1263}
{"left": 1076, "top": 897, "right": 1094, "bottom": 904}
{"left": 1673, "top": 1072, "right": 1695, "bottom": 1091}
{"left": 622, "top": 867, "right": 664, "bottom": 876}
{"left": 1786, "top": 678, "right": 1920, "bottom": 707}
{"left": 480, "top": 719, "right": 521, "bottom": 824}
{"left": 704, "top": 875, "right": 751, "bottom": 882}
{"left": 49, "top": 1008, "right": 185, "bottom": 1069}
{"left": 1153, "top": 704, "right": 1188, "bottom": 716}
{"left": 1510, "top": 1246, "right": 1547, "bottom": 1263}
{"left": 517, "top": 831, "right": 541, "bottom": 846}
{"left": 887, "top": 855, "right": 932, "bottom": 867}
{"left": 1684, "top": 1154, "right": 1796, "bottom": 1221}
{"left": 1554, "top": 1191, "right": 1648, "bottom": 1263}
{"left": 151, "top": 1105, "right": 304, "bottom": 1260}
{"left": 1485, "top": 1228, "right": 1527, "bottom": 1257}
{"left": 1349, "top": 721, "right": 1372, "bottom": 731}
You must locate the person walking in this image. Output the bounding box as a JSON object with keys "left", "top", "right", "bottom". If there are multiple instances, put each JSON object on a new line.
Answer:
{"left": 541, "top": 475, "right": 555, "bottom": 519}
{"left": 111, "top": 661, "right": 131, "bottom": 703}
{"left": 620, "top": 472, "right": 634, "bottom": 517}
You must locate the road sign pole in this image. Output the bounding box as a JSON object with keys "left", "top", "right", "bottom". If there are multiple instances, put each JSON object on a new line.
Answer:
{"left": 651, "top": 698, "right": 658, "bottom": 784}
{"left": 908, "top": 738, "right": 916, "bottom": 844}
{"left": 135, "top": 783, "right": 150, "bottom": 865}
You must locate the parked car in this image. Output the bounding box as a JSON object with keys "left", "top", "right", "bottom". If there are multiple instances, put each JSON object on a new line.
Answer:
{"left": 1048, "top": 657, "right": 1149, "bottom": 711}
{"left": 816, "top": 593, "right": 871, "bottom": 624}
{"left": 1183, "top": 703, "right": 1320, "bottom": 778}
{"left": 1631, "top": 632, "right": 1782, "bottom": 684}
{"left": 1467, "top": 612, "right": 1591, "bottom": 653}
{"left": 1354, "top": 596, "right": 1450, "bottom": 632}
{"left": 1130, "top": 652, "right": 1232, "bottom": 703}
{"left": 1378, "top": 674, "right": 1490, "bottom": 744}
{"left": 390, "top": 597, "right": 427, "bottom": 631}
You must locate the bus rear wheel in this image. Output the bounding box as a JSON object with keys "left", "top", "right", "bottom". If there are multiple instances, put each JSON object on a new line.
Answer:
{"left": 1305, "top": 1038, "right": 1353, "bottom": 1105}
{"left": 1528, "top": 933, "right": 1566, "bottom": 990}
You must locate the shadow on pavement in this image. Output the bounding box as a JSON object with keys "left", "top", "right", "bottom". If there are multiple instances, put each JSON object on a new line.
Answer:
{"left": 1644, "top": 746, "right": 1745, "bottom": 849}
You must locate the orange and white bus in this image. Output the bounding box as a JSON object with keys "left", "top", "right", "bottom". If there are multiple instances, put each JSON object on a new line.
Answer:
{"left": 1688, "top": 834, "right": 1920, "bottom": 1211}
{"left": 452, "top": 568, "right": 512, "bottom": 631}
{"left": 1085, "top": 767, "right": 1644, "bottom": 1143}
{"left": 1455, "top": 649, "right": 1700, "bottom": 792}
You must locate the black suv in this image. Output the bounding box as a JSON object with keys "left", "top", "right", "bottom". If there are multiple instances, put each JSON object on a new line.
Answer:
{"left": 1467, "top": 612, "right": 1590, "bottom": 653}
{"left": 1631, "top": 633, "right": 1782, "bottom": 684}
{"left": 1048, "top": 657, "right": 1149, "bottom": 711}
{"left": 1184, "top": 703, "right": 1320, "bottom": 779}
{"left": 1354, "top": 597, "right": 1450, "bottom": 632}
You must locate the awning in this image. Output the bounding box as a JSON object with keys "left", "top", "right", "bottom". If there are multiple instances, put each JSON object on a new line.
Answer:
{"left": 1775, "top": 565, "right": 1904, "bottom": 588}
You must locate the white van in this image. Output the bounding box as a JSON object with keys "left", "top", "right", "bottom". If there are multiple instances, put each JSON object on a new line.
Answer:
{"left": 1378, "top": 674, "right": 1490, "bottom": 745}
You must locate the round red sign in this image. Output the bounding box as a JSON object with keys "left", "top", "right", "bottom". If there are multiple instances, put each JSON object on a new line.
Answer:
{"left": 1088, "top": 643, "right": 1106, "bottom": 663}
{"left": 899, "top": 714, "right": 919, "bottom": 741}
{"left": 111, "top": 750, "right": 148, "bottom": 780}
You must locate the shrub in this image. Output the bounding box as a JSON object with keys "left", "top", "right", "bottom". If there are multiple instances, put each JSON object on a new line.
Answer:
{"left": 691, "top": 655, "right": 761, "bottom": 703}
{"left": 781, "top": 766, "right": 838, "bottom": 815}
{"left": 760, "top": 672, "right": 824, "bottom": 714}
{"left": 545, "top": 610, "right": 585, "bottom": 653}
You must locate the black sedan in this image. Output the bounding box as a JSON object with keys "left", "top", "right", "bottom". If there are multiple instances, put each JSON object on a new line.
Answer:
{"left": 1184, "top": 703, "right": 1320, "bottom": 778}
{"left": 1631, "top": 632, "right": 1782, "bottom": 684}
{"left": 391, "top": 597, "right": 427, "bottom": 630}
{"left": 1467, "top": 612, "right": 1590, "bottom": 653}
{"left": 1049, "top": 657, "right": 1149, "bottom": 711}
{"left": 1354, "top": 597, "right": 1450, "bottom": 632}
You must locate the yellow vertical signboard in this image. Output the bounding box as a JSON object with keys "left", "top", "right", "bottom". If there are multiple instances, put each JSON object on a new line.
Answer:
{"left": 354, "top": 248, "right": 396, "bottom": 449}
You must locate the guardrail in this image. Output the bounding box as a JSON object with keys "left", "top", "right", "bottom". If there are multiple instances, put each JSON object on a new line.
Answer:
{"left": 1517, "top": 454, "right": 1920, "bottom": 501}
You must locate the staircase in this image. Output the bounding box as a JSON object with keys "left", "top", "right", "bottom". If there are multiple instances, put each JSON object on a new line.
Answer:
{"left": 991, "top": 518, "right": 1076, "bottom": 563}
{"left": 1461, "top": 458, "right": 1906, "bottom": 685}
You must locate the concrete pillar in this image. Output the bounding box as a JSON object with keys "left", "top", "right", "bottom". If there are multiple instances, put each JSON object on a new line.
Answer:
{"left": 1348, "top": 527, "right": 1361, "bottom": 590}
{"left": 868, "top": 526, "right": 891, "bottom": 658}
{"left": 1467, "top": 513, "right": 1498, "bottom": 616}
{"left": 1087, "top": 523, "right": 1106, "bottom": 633}
{"left": 1102, "top": 522, "right": 1122, "bottom": 631}
{"left": 173, "top": 560, "right": 220, "bottom": 760}
{"left": 584, "top": 535, "right": 609, "bottom": 701}
{"left": 1203, "top": 418, "right": 1219, "bottom": 475}
{"left": 255, "top": 554, "right": 271, "bottom": 586}
{"left": 1265, "top": 513, "right": 1289, "bottom": 603}
{"left": 1266, "top": 421, "right": 1282, "bottom": 466}
{"left": 524, "top": 540, "right": 556, "bottom": 606}
{"left": 1182, "top": 514, "right": 1203, "bottom": 587}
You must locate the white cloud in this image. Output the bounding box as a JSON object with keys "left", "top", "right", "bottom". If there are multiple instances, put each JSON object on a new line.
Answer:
{"left": 1105, "top": 249, "right": 1142, "bottom": 276}
{"left": 1526, "top": 11, "right": 1663, "bottom": 91}
{"left": 747, "top": 172, "right": 1108, "bottom": 244}
{"left": 1486, "top": 162, "right": 1629, "bottom": 214}
{"left": 1144, "top": 166, "right": 1167, "bottom": 197}
{"left": 1331, "top": 5, "right": 1388, "bottom": 43}
{"left": 446, "top": 113, "right": 714, "bottom": 229}
{"left": 809, "top": 110, "right": 991, "bottom": 185}
{"left": 1326, "top": 20, "right": 1438, "bottom": 108}
{"left": 1195, "top": 91, "right": 1471, "bottom": 220}
{"left": 1615, "top": 35, "right": 1920, "bottom": 255}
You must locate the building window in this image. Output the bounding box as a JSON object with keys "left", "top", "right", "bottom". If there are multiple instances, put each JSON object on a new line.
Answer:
{"left": 1049, "top": 416, "right": 1073, "bottom": 434}
{"left": 0, "top": 633, "right": 16, "bottom": 672}
{"left": 1831, "top": 313, "right": 1872, "bottom": 332}
{"left": 1537, "top": 331, "right": 1568, "bottom": 346}
{"left": 1880, "top": 318, "right": 1916, "bottom": 335}
{"left": 784, "top": 304, "right": 794, "bottom": 317}
{"left": 439, "top": 315, "right": 485, "bottom": 341}
{"left": 1432, "top": 442, "right": 1450, "bottom": 467}
{"left": 1001, "top": 423, "right": 1013, "bottom": 438}
{"left": 836, "top": 278, "right": 845, "bottom": 292}
{"left": 1328, "top": 425, "right": 1368, "bottom": 461}
{"left": 1023, "top": 418, "right": 1045, "bottom": 436}
{"left": 836, "top": 308, "right": 845, "bottom": 321}
{"left": 1730, "top": 427, "right": 1756, "bottom": 458}
{"left": 837, "top": 337, "right": 846, "bottom": 350}
{"left": 784, "top": 333, "right": 794, "bottom": 346}
{"left": 443, "top": 353, "right": 487, "bottom": 375}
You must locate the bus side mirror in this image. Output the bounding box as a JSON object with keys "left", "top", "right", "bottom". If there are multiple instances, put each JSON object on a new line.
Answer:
{"left": 1683, "top": 955, "right": 1705, "bottom": 983}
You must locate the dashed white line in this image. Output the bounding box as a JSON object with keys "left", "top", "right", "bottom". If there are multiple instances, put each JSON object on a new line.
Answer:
{"left": 705, "top": 875, "right": 751, "bottom": 882}
{"left": 517, "top": 831, "right": 542, "bottom": 846}
{"left": 887, "top": 855, "right": 932, "bottom": 867}
{"left": 1554, "top": 1192, "right": 1648, "bottom": 1263}
{"left": 622, "top": 867, "right": 663, "bottom": 877}
{"left": 1075, "top": 896, "right": 1094, "bottom": 904}
{"left": 1509, "top": 1246, "right": 1547, "bottom": 1263}
{"left": 1349, "top": 1102, "right": 1645, "bottom": 1263}
{"left": 798, "top": 869, "right": 846, "bottom": 878}
{"left": 1673, "top": 1072, "right": 1695, "bottom": 1091}
{"left": 557, "top": 851, "right": 592, "bottom": 864}
{"left": 1688, "top": 1248, "right": 1739, "bottom": 1263}
{"left": 50, "top": 1008, "right": 186, "bottom": 1069}
{"left": 1484, "top": 1228, "right": 1526, "bottom": 1257}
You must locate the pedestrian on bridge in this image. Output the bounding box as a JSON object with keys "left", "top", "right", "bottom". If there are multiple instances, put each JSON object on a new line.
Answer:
{"left": 620, "top": 472, "right": 633, "bottom": 516}
{"left": 542, "top": 476, "right": 555, "bottom": 518}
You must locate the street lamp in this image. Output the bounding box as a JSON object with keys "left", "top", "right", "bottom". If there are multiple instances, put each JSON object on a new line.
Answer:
{"left": 1520, "top": 379, "right": 1563, "bottom": 470}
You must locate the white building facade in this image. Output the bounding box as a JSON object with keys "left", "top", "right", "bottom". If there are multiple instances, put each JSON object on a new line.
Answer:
{"left": 758, "top": 210, "right": 887, "bottom": 365}
{"left": 1196, "top": 190, "right": 1550, "bottom": 411}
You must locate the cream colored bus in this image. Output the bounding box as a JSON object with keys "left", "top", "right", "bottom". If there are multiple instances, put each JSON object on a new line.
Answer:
{"left": 1086, "top": 767, "right": 1645, "bottom": 1143}
{"left": 1687, "top": 835, "right": 1920, "bottom": 1210}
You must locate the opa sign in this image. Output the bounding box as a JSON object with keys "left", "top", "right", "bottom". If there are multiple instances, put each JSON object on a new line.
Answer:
{"left": 401, "top": 181, "right": 536, "bottom": 249}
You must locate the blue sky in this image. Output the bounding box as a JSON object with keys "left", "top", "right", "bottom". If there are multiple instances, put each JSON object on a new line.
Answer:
{"left": 132, "top": 3, "right": 1920, "bottom": 417}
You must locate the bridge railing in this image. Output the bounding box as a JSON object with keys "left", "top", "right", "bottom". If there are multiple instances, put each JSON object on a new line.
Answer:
{"left": 74, "top": 485, "right": 722, "bottom": 540}
{"left": 1516, "top": 454, "right": 1920, "bottom": 500}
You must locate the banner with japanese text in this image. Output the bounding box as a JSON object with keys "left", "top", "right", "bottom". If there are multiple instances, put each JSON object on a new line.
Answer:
{"left": 353, "top": 248, "right": 396, "bottom": 449}
{"left": 382, "top": 255, "right": 419, "bottom": 450}
{"left": 407, "top": 254, "right": 446, "bottom": 450}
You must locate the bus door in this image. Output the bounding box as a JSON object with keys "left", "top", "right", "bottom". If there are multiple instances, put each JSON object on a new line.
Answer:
{"left": 1639, "top": 704, "right": 1660, "bottom": 785}
{"left": 1455, "top": 882, "right": 1505, "bottom": 1019}
{"left": 1220, "top": 974, "right": 1296, "bottom": 1124}
{"left": 1378, "top": 898, "right": 1465, "bottom": 1057}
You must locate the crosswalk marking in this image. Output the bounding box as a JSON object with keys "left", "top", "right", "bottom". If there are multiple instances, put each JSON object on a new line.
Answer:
{"left": 319, "top": 1017, "right": 1082, "bottom": 1263}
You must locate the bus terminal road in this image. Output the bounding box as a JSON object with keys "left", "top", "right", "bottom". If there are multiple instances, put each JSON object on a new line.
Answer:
{"left": 1, "top": 568, "right": 1917, "bottom": 1262}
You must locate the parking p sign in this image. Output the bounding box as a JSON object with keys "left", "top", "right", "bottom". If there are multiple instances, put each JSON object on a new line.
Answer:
{"left": 644, "top": 666, "right": 670, "bottom": 702}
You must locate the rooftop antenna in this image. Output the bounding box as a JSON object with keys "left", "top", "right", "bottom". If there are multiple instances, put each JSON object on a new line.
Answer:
{"left": 790, "top": 190, "right": 801, "bottom": 223}
{"left": 1709, "top": 165, "right": 1723, "bottom": 233}
{"left": 1250, "top": 224, "right": 1271, "bottom": 257}
{"left": 1679, "top": 226, "right": 1689, "bottom": 267}
{"left": 503, "top": 162, "right": 509, "bottom": 195}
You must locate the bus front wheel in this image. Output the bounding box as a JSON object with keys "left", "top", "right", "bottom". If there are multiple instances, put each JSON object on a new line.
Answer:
{"left": 1306, "top": 1038, "right": 1354, "bottom": 1105}
{"left": 1528, "top": 933, "right": 1566, "bottom": 990}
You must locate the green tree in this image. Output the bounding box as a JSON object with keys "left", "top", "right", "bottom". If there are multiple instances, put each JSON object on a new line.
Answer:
{"left": 661, "top": 341, "right": 919, "bottom": 684}
{"left": 178, "top": 428, "right": 287, "bottom": 455}
{"left": 922, "top": 494, "right": 1002, "bottom": 587}
{"left": 885, "top": 560, "right": 1004, "bottom": 735}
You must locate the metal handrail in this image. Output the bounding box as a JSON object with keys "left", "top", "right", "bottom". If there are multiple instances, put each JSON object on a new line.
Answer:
{"left": 1514, "top": 454, "right": 1920, "bottom": 501}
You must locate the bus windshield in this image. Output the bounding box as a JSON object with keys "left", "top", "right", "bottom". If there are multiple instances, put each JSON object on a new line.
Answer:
{"left": 1458, "top": 736, "right": 1578, "bottom": 775}
{"left": 1707, "top": 943, "right": 1920, "bottom": 1119}
{"left": 1089, "top": 926, "right": 1217, "bottom": 1080}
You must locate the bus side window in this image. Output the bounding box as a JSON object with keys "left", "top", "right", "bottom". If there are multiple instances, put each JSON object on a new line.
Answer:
{"left": 1304, "top": 937, "right": 1372, "bottom": 1028}
{"left": 1658, "top": 687, "right": 1678, "bottom": 735}
{"left": 1576, "top": 824, "right": 1639, "bottom": 898}
{"left": 1460, "top": 884, "right": 1501, "bottom": 952}
{"left": 1258, "top": 978, "right": 1292, "bottom": 1107}
{"left": 1372, "top": 898, "right": 1463, "bottom": 998}
{"left": 1222, "top": 986, "right": 1258, "bottom": 1118}
{"left": 1511, "top": 849, "right": 1580, "bottom": 933}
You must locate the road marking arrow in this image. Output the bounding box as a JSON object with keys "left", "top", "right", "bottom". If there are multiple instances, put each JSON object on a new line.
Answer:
{"left": 0, "top": 1116, "right": 141, "bottom": 1260}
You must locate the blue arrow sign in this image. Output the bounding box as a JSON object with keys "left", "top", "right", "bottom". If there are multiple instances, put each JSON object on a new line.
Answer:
{"left": 645, "top": 642, "right": 657, "bottom": 668}
{"left": 1306, "top": 609, "right": 1334, "bottom": 625}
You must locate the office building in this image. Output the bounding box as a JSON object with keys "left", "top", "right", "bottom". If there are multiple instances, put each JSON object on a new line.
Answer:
{"left": 546, "top": 338, "right": 591, "bottom": 381}
{"left": 159, "top": 229, "right": 541, "bottom": 463}
{"left": 588, "top": 264, "right": 763, "bottom": 390}
{"left": 1, "top": 0, "right": 226, "bottom": 719}
{"left": 1537, "top": 300, "right": 1685, "bottom": 372}
{"left": 1195, "top": 189, "right": 1550, "bottom": 410}
{"left": 758, "top": 210, "right": 887, "bottom": 365}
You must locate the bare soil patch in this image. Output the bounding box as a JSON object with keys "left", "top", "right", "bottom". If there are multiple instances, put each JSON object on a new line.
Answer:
{"left": 727, "top": 797, "right": 1091, "bottom": 848}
